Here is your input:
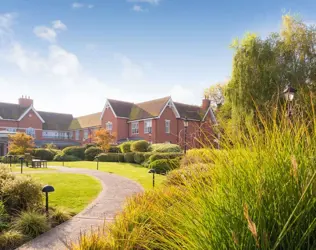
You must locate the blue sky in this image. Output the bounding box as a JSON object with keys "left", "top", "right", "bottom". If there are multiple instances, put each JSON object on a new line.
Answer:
{"left": 0, "top": 0, "right": 315, "bottom": 116}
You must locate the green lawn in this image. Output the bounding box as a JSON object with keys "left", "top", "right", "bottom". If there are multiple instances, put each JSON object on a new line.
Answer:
{"left": 48, "top": 161, "right": 166, "bottom": 190}
{"left": 31, "top": 173, "right": 102, "bottom": 214}
{"left": 0, "top": 163, "right": 56, "bottom": 172}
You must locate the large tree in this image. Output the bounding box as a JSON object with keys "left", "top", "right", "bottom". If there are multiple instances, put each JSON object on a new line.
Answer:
{"left": 8, "top": 133, "right": 34, "bottom": 155}
{"left": 227, "top": 15, "right": 316, "bottom": 122}
{"left": 92, "top": 128, "right": 116, "bottom": 152}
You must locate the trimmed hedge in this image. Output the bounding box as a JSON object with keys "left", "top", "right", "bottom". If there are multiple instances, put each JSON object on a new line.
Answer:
{"left": 32, "top": 149, "right": 55, "bottom": 161}
{"left": 108, "top": 146, "right": 122, "bottom": 153}
{"left": 84, "top": 147, "right": 103, "bottom": 161}
{"left": 134, "top": 152, "right": 145, "bottom": 164}
{"left": 119, "top": 142, "right": 132, "bottom": 153}
{"left": 148, "top": 158, "right": 181, "bottom": 174}
{"left": 62, "top": 146, "right": 85, "bottom": 160}
{"left": 97, "top": 153, "right": 124, "bottom": 162}
{"left": 149, "top": 143, "right": 182, "bottom": 153}
{"left": 53, "top": 153, "right": 81, "bottom": 162}
{"left": 149, "top": 153, "right": 183, "bottom": 163}
{"left": 131, "top": 140, "right": 149, "bottom": 152}
{"left": 124, "top": 152, "right": 135, "bottom": 163}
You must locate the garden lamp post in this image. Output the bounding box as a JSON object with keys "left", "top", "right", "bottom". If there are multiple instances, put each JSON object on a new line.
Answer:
{"left": 96, "top": 156, "right": 99, "bottom": 170}
{"left": 8, "top": 155, "right": 12, "bottom": 167}
{"left": 148, "top": 169, "right": 156, "bottom": 188}
{"left": 42, "top": 185, "right": 55, "bottom": 217}
{"left": 19, "top": 157, "right": 24, "bottom": 174}
{"left": 283, "top": 85, "right": 297, "bottom": 119}
{"left": 183, "top": 117, "right": 189, "bottom": 154}
{"left": 149, "top": 133, "right": 152, "bottom": 144}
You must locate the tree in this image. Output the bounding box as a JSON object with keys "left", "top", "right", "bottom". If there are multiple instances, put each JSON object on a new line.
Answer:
{"left": 92, "top": 128, "right": 116, "bottom": 152}
{"left": 8, "top": 133, "right": 34, "bottom": 155}
{"left": 204, "top": 82, "right": 227, "bottom": 108}
{"left": 227, "top": 15, "right": 316, "bottom": 123}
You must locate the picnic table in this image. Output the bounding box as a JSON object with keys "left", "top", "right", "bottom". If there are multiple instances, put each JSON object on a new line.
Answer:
{"left": 32, "top": 159, "right": 48, "bottom": 168}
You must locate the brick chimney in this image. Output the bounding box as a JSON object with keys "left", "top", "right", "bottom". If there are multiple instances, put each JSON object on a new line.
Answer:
{"left": 202, "top": 95, "right": 210, "bottom": 110}
{"left": 18, "top": 95, "right": 33, "bottom": 108}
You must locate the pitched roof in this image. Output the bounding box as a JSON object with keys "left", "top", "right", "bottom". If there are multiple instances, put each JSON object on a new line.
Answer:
{"left": 38, "top": 111, "right": 73, "bottom": 130}
{"left": 0, "top": 102, "right": 28, "bottom": 120}
{"left": 68, "top": 112, "right": 102, "bottom": 130}
{"left": 136, "top": 96, "right": 170, "bottom": 117}
{"left": 107, "top": 99, "right": 134, "bottom": 118}
{"left": 174, "top": 102, "right": 204, "bottom": 120}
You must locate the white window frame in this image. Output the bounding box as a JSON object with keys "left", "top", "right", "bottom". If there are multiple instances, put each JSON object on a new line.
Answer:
{"left": 106, "top": 122, "right": 113, "bottom": 132}
{"left": 144, "top": 120, "right": 152, "bottom": 134}
{"left": 26, "top": 127, "right": 35, "bottom": 137}
{"left": 84, "top": 129, "right": 89, "bottom": 140}
{"left": 165, "top": 120, "right": 170, "bottom": 134}
{"left": 6, "top": 127, "right": 17, "bottom": 132}
{"left": 132, "top": 122, "right": 139, "bottom": 135}
{"left": 75, "top": 130, "right": 80, "bottom": 140}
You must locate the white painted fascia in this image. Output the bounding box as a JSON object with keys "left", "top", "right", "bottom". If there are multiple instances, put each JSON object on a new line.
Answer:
{"left": 158, "top": 97, "right": 180, "bottom": 119}
{"left": 127, "top": 117, "right": 155, "bottom": 123}
{"left": 18, "top": 105, "right": 45, "bottom": 123}
{"left": 100, "top": 99, "right": 117, "bottom": 120}
{"left": 202, "top": 106, "right": 217, "bottom": 124}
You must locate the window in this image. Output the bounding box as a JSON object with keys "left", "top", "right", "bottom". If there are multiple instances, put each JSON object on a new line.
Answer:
{"left": 165, "top": 120, "right": 170, "bottom": 133}
{"left": 106, "top": 122, "right": 113, "bottom": 132}
{"left": 75, "top": 130, "right": 80, "bottom": 140}
{"left": 26, "top": 127, "right": 35, "bottom": 137}
{"left": 84, "top": 129, "right": 89, "bottom": 140}
{"left": 132, "top": 122, "right": 139, "bottom": 135}
{"left": 144, "top": 120, "right": 152, "bottom": 134}
{"left": 6, "top": 127, "right": 17, "bottom": 132}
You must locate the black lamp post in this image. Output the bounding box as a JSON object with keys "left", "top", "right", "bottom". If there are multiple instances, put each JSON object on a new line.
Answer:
{"left": 19, "top": 157, "right": 24, "bottom": 174}
{"left": 95, "top": 156, "right": 99, "bottom": 170}
{"left": 149, "top": 133, "right": 152, "bottom": 144}
{"left": 283, "top": 85, "right": 297, "bottom": 119}
{"left": 42, "top": 185, "right": 55, "bottom": 217}
{"left": 8, "top": 155, "right": 12, "bottom": 167}
{"left": 183, "top": 117, "right": 189, "bottom": 154}
{"left": 148, "top": 169, "right": 156, "bottom": 188}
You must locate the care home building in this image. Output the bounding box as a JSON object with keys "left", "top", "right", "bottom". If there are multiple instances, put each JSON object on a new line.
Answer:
{"left": 0, "top": 95, "right": 217, "bottom": 156}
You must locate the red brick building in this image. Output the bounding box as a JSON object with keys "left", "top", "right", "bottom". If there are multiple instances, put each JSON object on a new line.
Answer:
{"left": 0, "top": 96, "right": 217, "bottom": 156}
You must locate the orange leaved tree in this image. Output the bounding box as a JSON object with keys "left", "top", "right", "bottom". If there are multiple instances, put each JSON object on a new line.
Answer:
{"left": 8, "top": 132, "right": 35, "bottom": 155}
{"left": 92, "top": 128, "right": 116, "bottom": 152}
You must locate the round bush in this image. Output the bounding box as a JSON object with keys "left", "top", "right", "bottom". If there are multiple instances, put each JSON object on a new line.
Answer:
{"left": 149, "top": 143, "right": 182, "bottom": 153}
{"left": 134, "top": 153, "right": 145, "bottom": 164}
{"left": 33, "top": 148, "right": 54, "bottom": 161}
{"left": 148, "top": 158, "right": 180, "bottom": 174}
{"left": 131, "top": 140, "right": 149, "bottom": 152}
{"left": 85, "top": 147, "right": 103, "bottom": 161}
{"left": 149, "top": 153, "right": 183, "bottom": 163}
{"left": 53, "top": 153, "right": 81, "bottom": 162}
{"left": 62, "top": 146, "right": 85, "bottom": 160}
{"left": 13, "top": 211, "right": 50, "bottom": 238}
{"left": 124, "top": 152, "right": 135, "bottom": 163}
{"left": 119, "top": 142, "right": 132, "bottom": 153}
{"left": 97, "top": 153, "right": 124, "bottom": 162}
{"left": 108, "top": 146, "right": 122, "bottom": 153}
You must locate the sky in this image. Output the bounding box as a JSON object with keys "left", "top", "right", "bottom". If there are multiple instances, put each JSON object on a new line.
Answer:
{"left": 0, "top": 0, "right": 315, "bottom": 116}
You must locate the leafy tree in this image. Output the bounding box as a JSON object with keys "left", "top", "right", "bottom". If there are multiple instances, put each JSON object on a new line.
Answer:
{"left": 227, "top": 15, "right": 316, "bottom": 123}
{"left": 8, "top": 133, "right": 34, "bottom": 155}
{"left": 204, "top": 82, "right": 227, "bottom": 108}
{"left": 92, "top": 128, "right": 116, "bottom": 152}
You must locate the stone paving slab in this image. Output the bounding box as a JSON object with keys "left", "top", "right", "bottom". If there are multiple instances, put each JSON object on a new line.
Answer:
{"left": 17, "top": 166, "right": 143, "bottom": 250}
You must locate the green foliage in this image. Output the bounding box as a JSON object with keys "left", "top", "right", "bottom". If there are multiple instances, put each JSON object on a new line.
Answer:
{"left": 50, "top": 207, "right": 72, "bottom": 227}
{"left": 130, "top": 140, "right": 149, "bottom": 152}
{"left": 12, "top": 211, "right": 50, "bottom": 238}
{"left": 53, "top": 153, "right": 81, "bottom": 162}
{"left": 124, "top": 152, "right": 135, "bottom": 163}
{"left": 97, "top": 153, "right": 124, "bottom": 162}
{"left": 33, "top": 148, "right": 55, "bottom": 161}
{"left": 62, "top": 146, "right": 85, "bottom": 160}
{"left": 108, "top": 146, "right": 122, "bottom": 153}
{"left": 84, "top": 143, "right": 96, "bottom": 149}
{"left": 149, "top": 152, "right": 183, "bottom": 163}
{"left": 119, "top": 142, "right": 132, "bottom": 153}
{"left": 84, "top": 147, "right": 102, "bottom": 161}
{"left": 149, "top": 158, "right": 180, "bottom": 174}
{"left": 133, "top": 152, "right": 145, "bottom": 164}
{"left": 0, "top": 230, "right": 25, "bottom": 250}
{"left": 149, "top": 143, "right": 182, "bottom": 153}
{"left": 44, "top": 143, "right": 57, "bottom": 150}
{"left": 181, "top": 148, "right": 215, "bottom": 166}
{"left": 0, "top": 201, "right": 9, "bottom": 232}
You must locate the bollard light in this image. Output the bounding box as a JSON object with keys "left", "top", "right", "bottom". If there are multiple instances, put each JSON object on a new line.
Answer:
{"left": 95, "top": 156, "right": 99, "bottom": 170}
{"left": 148, "top": 169, "right": 156, "bottom": 188}
{"left": 19, "top": 157, "right": 24, "bottom": 174}
{"left": 8, "top": 155, "right": 12, "bottom": 167}
{"left": 42, "top": 185, "right": 55, "bottom": 216}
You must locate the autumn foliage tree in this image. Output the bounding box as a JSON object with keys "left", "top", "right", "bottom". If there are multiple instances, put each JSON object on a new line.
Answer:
{"left": 92, "top": 128, "right": 116, "bottom": 152}
{"left": 8, "top": 133, "right": 35, "bottom": 155}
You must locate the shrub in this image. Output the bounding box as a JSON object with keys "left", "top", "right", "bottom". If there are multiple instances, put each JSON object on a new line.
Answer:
{"left": 32, "top": 148, "right": 54, "bottom": 161}
{"left": 53, "top": 153, "right": 81, "bottom": 162}
{"left": 97, "top": 153, "right": 124, "bottom": 162}
{"left": 149, "top": 153, "right": 183, "bottom": 163}
{"left": 119, "top": 142, "right": 132, "bottom": 153}
{"left": 131, "top": 140, "right": 149, "bottom": 152}
{"left": 84, "top": 147, "right": 102, "bottom": 161}
{"left": 50, "top": 207, "right": 72, "bottom": 226}
{"left": 148, "top": 158, "right": 180, "bottom": 174}
{"left": 13, "top": 211, "right": 50, "bottom": 238}
{"left": 62, "top": 146, "right": 85, "bottom": 160}
{"left": 133, "top": 152, "right": 146, "bottom": 164}
{"left": 181, "top": 148, "right": 215, "bottom": 166}
{"left": 84, "top": 143, "right": 96, "bottom": 149}
{"left": 108, "top": 146, "right": 122, "bottom": 153}
{"left": 0, "top": 201, "right": 9, "bottom": 231}
{"left": 149, "top": 143, "right": 182, "bottom": 153}
{"left": 124, "top": 152, "right": 135, "bottom": 163}
{"left": 1, "top": 175, "right": 42, "bottom": 213}
{"left": 0, "top": 230, "right": 25, "bottom": 250}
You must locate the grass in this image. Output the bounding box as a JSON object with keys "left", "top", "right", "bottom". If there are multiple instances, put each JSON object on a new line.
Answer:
{"left": 48, "top": 161, "right": 165, "bottom": 190}
{"left": 0, "top": 163, "right": 56, "bottom": 172}
{"left": 31, "top": 173, "right": 102, "bottom": 214}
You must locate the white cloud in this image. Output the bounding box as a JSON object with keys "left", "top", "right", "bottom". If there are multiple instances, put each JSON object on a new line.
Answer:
{"left": 127, "top": 0, "right": 161, "bottom": 5}
{"left": 132, "top": 5, "right": 145, "bottom": 12}
{"left": 52, "top": 20, "right": 67, "bottom": 31}
{"left": 169, "top": 85, "right": 200, "bottom": 105}
{"left": 33, "top": 26, "right": 57, "bottom": 43}
{"left": 115, "top": 54, "right": 145, "bottom": 82}
{"left": 72, "top": 2, "right": 84, "bottom": 8}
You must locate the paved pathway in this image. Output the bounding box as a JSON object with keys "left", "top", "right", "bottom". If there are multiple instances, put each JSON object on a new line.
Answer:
{"left": 18, "top": 166, "right": 144, "bottom": 250}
